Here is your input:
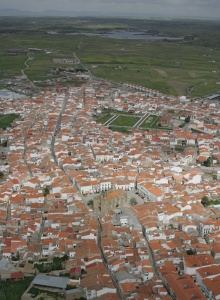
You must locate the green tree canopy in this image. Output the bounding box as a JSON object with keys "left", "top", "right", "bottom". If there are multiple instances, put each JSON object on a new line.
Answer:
{"left": 130, "top": 197, "right": 137, "bottom": 206}
{"left": 201, "top": 196, "right": 209, "bottom": 206}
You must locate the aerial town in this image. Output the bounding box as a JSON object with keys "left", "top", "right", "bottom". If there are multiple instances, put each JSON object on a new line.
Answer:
{"left": 1, "top": 76, "right": 220, "bottom": 300}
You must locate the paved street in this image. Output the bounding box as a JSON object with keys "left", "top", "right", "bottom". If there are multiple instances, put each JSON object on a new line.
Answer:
{"left": 127, "top": 190, "right": 144, "bottom": 205}
{"left": 121, "top": 205, "right": 159, "bottom": 276}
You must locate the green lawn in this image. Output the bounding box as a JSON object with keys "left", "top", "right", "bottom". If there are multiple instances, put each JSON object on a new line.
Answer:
{"left": 110, "top": 115, "right": 141, "bottom": 127}
{"left": 0, "top": 114, "right": 19, "bottom": 128}
{"left": 207, "top": 200, "right": 220, "bottom": 206}
{"left": 97, "top": 114, "right": 113, "bottom": 124}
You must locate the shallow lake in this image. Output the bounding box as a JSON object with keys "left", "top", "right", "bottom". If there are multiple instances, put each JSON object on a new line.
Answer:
{"left": 0, "top": 89, "right": 25, "bottom": 100}
{"left": 49, "top": 30, "right": 183, "bottom": 41}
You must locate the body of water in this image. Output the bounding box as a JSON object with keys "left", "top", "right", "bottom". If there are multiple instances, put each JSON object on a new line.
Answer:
{"left": 48, "top": 30, "right": 183, "bottom": 41}
{"left": 0, "top": 89, "right": 25, "bottom": 100}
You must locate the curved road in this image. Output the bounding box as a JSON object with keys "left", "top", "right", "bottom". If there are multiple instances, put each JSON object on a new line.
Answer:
{"left": 21, "top": 50, "right": 37, "bottom": 88}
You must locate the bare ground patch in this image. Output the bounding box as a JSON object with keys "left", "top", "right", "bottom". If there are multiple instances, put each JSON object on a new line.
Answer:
{"left": 155, "top": 69, "right": 167, "bottom": 77}
{"left": 168, "top": 80, "right": 189, "bottom": 96}
{"left": 188, "top": 71, "right": 197, "bottom": 78}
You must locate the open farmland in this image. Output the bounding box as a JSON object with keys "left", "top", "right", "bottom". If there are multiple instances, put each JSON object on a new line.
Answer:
{"left": 79, "top": 39, "right": 220, "bottom": 96}
{"left": 0, "top": 17, "right": 220, "bottom": 96}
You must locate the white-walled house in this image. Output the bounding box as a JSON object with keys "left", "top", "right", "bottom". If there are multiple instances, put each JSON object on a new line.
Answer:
{"left": 115, "top": 179, "right": 134, "bottom": 191}
{"left": 78, "top": 180, "right": 93, "bottom": 195}
{"left": 183, "top": 254, "right": 217, "bottom": 276}
{"left": 120, "top": 215, "right": 129, "bottom": 226}
{"left": 184, "top": 173, "right": 202, "bottom": 184}
{"left": 95, "top": 152, "right": 114, "bottom": 162}
{"left": 137, "top": 182, "right": 164, "bottom": 201}
{"left": 197, "top": 222, "right": 216, "bottom": 237}
{"left": 100, "top": 180, "right": 112, "bottom": 192}
{"left": 25, "top": 194, "right": 44, "bottom": 205}
{"left": 141, "top": 265, "right": 154, "bottom": 281}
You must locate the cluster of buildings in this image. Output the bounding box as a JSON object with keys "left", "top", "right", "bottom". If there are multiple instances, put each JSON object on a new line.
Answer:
{"left": 0, "top": 80, "right": 220, "bottom": 299}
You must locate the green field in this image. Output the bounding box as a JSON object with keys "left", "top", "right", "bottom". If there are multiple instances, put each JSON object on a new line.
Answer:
{"left": 110, "top": 115, "right": 140, "bottom": 127}
{"left": 0, "top": 17, "right": 220, "bottom": 96}
{"left": 97, "top": 114, "right": 113, "bottom": 124}
{"left": 0, "top": 277, "right": 34, "bottom": 300}
{"left": 80, "top": 40, "right": 220, "bottom": 96}
{"left": 0, "top": 114, "right": 19, "bottom": 128}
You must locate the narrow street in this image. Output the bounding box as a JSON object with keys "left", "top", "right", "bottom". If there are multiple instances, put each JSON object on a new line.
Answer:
{"left": 121, "top": 206, "right": 159, "bottom": 276}
{"left": 96, "top": 217, "right": 125, "bottom": 300}
{"left": 6, "top": 203, "right": 11, "bottom": 222}
{"left": 23, "top": 96, "right": 48, "bottom": 178}
{"left": 50, "top": 92, "right": 69, "bottom": 166}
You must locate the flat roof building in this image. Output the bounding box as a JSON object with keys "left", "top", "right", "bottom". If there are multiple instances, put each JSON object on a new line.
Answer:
{"left": 32, "top": 274, "right": 69, "bottom": 290}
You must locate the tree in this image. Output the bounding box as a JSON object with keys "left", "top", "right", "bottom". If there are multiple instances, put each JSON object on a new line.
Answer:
{"left": 130, "top": 197, "right": 137, "bottom": 206}
{"left": 43, "top": 187, "right": 50, "bottom": 197}
{"left": 1, "top": 141, "right": 7, "bottom": 147}
{"left": 87, "top": 200, "right": 93, "bottom": 207}
{"left": 0, "top": 171, "right": 4, "bottom": 179}
{"left": 186, "top": 249, "right": 195, "bottom": 255}
{"left": 185, "top": 116, "right": 191, "bottom": 123}
{"left": 201, "top": 196, "right": 209, "bottom": 206}
{"left": 12, "top": 252, "right": 19, "bottom": 261}
{"left": 203, "top": 157, "right": 213, "bottom": 167}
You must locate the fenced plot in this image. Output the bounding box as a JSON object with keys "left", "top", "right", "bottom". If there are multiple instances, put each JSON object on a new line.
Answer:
{"left": 109, "top": 115, "right": 141, "bottom": 127}
{"left": 139, "top": 115, "right": 159, "bottom": 128}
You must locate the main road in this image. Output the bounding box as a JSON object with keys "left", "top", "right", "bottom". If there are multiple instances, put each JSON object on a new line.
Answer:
{"left": 50, "top": 92, "right": 69, "bottom": 166}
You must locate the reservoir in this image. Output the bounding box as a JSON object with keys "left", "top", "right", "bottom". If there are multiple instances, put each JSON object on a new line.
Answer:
{"left": 48, "top": 30, "right": 183, "bottom": 41}
{"left": 0, "top": 89, "right": 25, "bottom": 100}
